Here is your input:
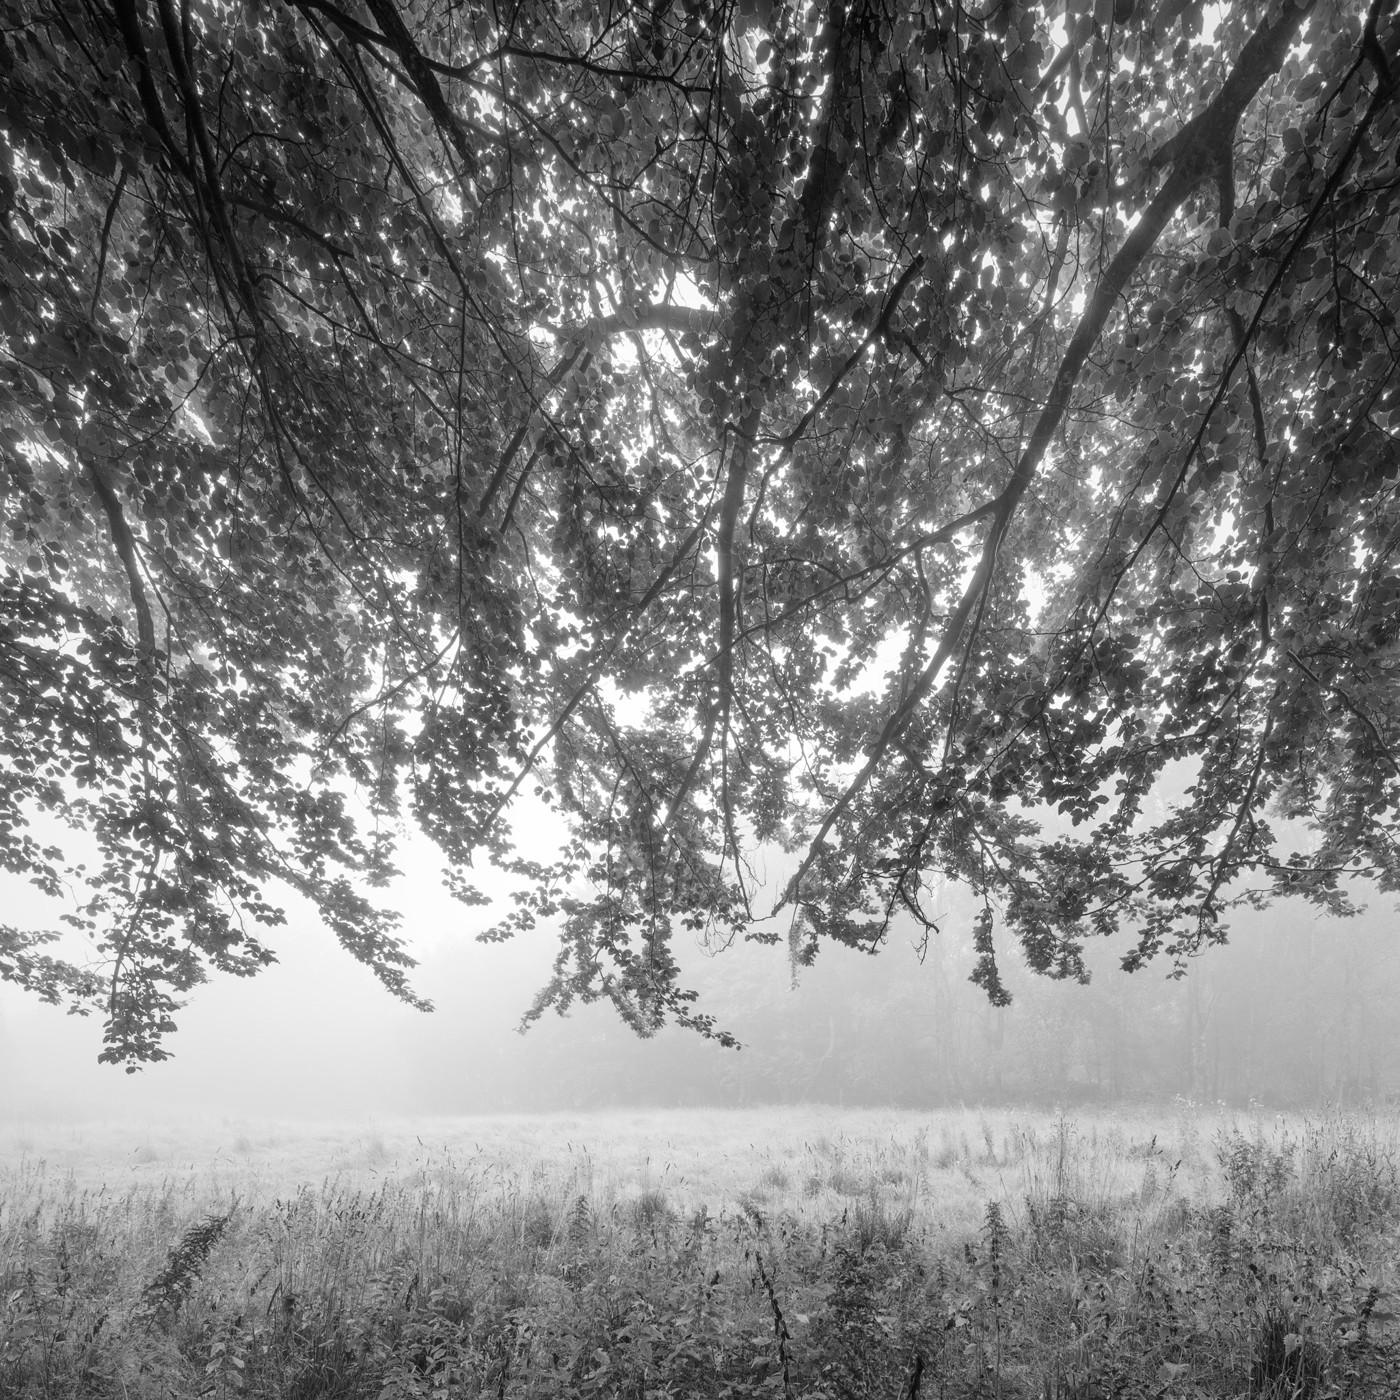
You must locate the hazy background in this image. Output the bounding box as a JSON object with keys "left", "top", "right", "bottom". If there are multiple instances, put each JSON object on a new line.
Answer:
{"left": 4, "top": 797, "right": 1397, "bottom": 1120}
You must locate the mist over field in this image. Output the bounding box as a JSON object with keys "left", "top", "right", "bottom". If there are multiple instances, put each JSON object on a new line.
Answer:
{"left": 5, "top": 842, "right": 1396, "bottom": 1122}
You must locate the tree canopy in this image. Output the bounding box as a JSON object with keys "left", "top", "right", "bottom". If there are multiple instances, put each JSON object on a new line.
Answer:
{"left": 2, "top": 0, "right": 1399, "bottom": 1066}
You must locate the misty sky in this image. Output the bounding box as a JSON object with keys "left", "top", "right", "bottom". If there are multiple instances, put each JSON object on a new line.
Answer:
{"left": 0, "top": 806, "right": 794, "bottom": 1119}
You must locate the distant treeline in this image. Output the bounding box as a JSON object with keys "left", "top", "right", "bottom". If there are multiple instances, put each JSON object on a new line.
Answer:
{"left": 433, "top": 893, "right": 1400, "bottom": 1113}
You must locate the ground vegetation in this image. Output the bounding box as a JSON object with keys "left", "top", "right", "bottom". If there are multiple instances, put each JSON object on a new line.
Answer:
{"left": 4, "top": 1108, "right": 1400, "bottom": 1397}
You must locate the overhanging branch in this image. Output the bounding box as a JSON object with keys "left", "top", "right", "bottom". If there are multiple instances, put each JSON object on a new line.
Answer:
{"left": 777, "top": 0, "right": 1317, "bottom": 915}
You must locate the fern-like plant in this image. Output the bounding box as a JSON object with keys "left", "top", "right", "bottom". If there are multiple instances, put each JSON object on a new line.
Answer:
{"left": 137, "top": 1207, "right": 236, "bottom": 1330}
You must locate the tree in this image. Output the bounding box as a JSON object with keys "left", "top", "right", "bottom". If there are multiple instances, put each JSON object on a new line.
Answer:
{"left": 2, "top": 0, "right": 1398, "bottom": 1067}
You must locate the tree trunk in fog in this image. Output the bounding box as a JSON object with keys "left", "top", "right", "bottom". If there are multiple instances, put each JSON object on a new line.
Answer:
{"left": 1110, "top": 1002, "right": 1123, "bottom": 1101}
{"left": 926, "top": 939, "right": 961, "bottom": 1102}
{"left": 1339, "top": 937, "right": 1366, "bottom": 1102}
{"left": 1242, "top": 985, "right": 1257, "bottom": 1103}
{"left": 1309, "top": 927, "right": 1328, "bottom": 1103}
{"left": 1186, "top": 976, "right": 1206, "bottom": 1102}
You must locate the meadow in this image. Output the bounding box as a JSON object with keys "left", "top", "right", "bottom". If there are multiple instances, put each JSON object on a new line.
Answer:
{"left": 2, "top": 1104, "right": 1398, "bottom": 1398}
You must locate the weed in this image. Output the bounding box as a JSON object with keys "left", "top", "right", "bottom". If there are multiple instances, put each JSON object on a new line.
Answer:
{"left": 138, "top": 1206, "right": 237, "bottom": 1329}
{"left": 932, "top": 1128, "right": 958, "bottom": 1170}
{"left": 980, "top": 1120, "right": 998, "bottom": 1165}
{"left": 520, "top": 1197, "right": 556, "bottom": 1249}
{"left": 1251, "top": 1308, "right": 1328, "bottom": 1398}
{"left": 849, "top": 1193, "right": 913, "bottom": 1253}
{"left": 827, "top": 1165, "right": 867, "bottom": 1197}
{"left": 627, "top": 1187, "right": 672, "bottom": 1231}
{"left": 1220, "top": 1128, "right": 1296, "bottom": 1204}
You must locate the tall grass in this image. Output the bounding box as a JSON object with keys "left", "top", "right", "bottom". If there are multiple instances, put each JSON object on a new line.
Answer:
{"left": 2, "top": 1107, "right": 1398, "bottom": 1397}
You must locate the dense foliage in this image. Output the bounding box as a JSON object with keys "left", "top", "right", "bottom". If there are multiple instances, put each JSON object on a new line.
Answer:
{"left": 2, "top": 0, "right": 1399, "bottom": 1062}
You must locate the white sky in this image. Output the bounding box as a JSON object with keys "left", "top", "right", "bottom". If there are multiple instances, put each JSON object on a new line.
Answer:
{"left": 0, "top": 807, "right": 563, "bottom": 1118}
{"left": 0, "top": 796, "right": 813, "bottom": 1121}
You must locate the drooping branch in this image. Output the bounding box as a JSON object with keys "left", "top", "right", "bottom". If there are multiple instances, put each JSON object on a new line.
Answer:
{"left": 1288, "top": 650, "right": 1400, "bottom": 777}
{"left": 696, "top": 18, "right": 915, "bottom": 832}
{"left": 1198, "top": 702, "right": 1278, "bottom": 929}
{"left": 715, "top": 408, "right": 762, "bottom": 732}
{"left": 84, "top": 453, "right": 162, "bottom": 1033}
{"left": 1099, "top": 7, "right": 1397, "bottom": 635}
{"left": 778, "top": 0, "right": 1317, "bottom": 914}
{"left": 1215, "top": 140, "right": 1276, "bottom": 652}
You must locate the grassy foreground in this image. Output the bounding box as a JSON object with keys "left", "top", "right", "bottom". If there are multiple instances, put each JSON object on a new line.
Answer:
{"left": 2, "top": 1106, "right": 1398, "bottom": 1398}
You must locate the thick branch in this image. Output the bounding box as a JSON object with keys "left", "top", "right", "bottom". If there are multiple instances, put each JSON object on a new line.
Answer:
{"left": 716, "top": 408, "right": 762, "bottom": 729}
{"left": 359, "top": 0, "right": 480, "bottom": 179}
{"left": 476, "top": 345, "right": 586, "bottom": 522}
{"left": 289, "top": 0, "right": 390, "bottom": 53}
{"left": 774, "top": 255, "right": 926, "bottom": 451}
{"left": 153, "top": 0, "right": 264, "bottom": 320}
{"left": 91, "top": 169, "right": 128, "bottom": 316}
{"left": 1148, "top": 0, "right": 1317, "bottom": 170}
{"left": 85, "top": 460, "right": 155, "bottom": 657}
{"left": 110, "top": 0, "right": 193, "bottom": 182}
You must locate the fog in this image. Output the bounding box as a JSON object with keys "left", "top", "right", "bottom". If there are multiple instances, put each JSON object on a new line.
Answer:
{"left": 5, "top": 807, "right": 1396, "bottom": 1120}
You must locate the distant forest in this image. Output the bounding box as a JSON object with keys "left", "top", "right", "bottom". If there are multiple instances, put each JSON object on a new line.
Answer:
{"left": 423, "top": 889, "right": 1399, "bottom": 1114}
{"left": 2, "top": 875, "right": 1392, "bottom": 1116}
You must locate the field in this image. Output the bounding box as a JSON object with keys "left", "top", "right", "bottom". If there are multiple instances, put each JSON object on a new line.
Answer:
{"left": 3, "top": 1105, "right": 1398, "bottom": 1398}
